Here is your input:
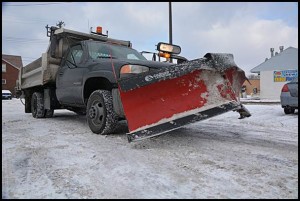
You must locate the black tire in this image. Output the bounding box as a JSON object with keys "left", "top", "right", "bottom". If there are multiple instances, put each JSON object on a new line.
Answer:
{"left": 44, "top": 109, "right": 54, "bottom": 118}
{"left": 31, "top": 92, "right": 45, "bottom": 118}
{"left": 284, "top": 107, "right": 295, "bottom": 114}
{"left": 86, "top": 90, "right": 118, "bottom": 135}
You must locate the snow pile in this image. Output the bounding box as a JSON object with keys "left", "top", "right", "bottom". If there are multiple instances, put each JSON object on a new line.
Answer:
{"left": 2, "top": 99, "right": 298, "bottom": 199}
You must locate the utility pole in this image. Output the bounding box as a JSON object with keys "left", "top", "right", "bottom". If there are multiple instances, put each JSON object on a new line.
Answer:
{"left": 169, "top": 2, "right": 173, "bottom": 63}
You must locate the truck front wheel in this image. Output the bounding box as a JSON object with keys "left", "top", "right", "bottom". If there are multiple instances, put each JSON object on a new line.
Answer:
{"left": 86, "top": 90, "right": 118, "bottom": 135}
{"left": 31, "top": 92, "right": 45, "bottom": 118}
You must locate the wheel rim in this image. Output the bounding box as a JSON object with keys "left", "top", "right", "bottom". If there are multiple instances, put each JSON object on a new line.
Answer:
{"left": 89, "top": 100, "right": 104, "bottom": 127}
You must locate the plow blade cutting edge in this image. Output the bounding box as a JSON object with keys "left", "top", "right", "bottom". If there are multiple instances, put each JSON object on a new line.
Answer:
{"left": 117, "top": 53, "right": 251, "bottom": 142}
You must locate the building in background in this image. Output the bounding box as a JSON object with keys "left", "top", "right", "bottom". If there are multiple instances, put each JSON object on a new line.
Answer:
{"left": 250, "top": 46, "right": 298, "bottom": 100}
{"left": 2, "top": 54, "right": 23, "bottom": 97}
{"left": 242, "top": 77, "right": 260, "bottom": 98}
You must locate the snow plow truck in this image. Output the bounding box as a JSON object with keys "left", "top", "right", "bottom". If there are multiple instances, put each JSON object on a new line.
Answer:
{"left": 16, "top": 25, "right": 251, "bottom": 142}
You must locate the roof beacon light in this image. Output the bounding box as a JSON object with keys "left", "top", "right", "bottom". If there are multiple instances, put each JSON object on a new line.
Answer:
{"left": 96, "top": 26, "right": 102, "bottom": 34}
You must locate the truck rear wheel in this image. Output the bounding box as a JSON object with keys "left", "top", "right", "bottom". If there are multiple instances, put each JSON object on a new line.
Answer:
{"left": 87, "top": 90, "right": 118, "bottom": 135}
{"left": 31, "top": 92, "right": 45, "bottom": 118}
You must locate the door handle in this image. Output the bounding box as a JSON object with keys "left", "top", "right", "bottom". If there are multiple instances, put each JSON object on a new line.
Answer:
{"left": 59, "top": 72, "right": 63, "bottom": 75}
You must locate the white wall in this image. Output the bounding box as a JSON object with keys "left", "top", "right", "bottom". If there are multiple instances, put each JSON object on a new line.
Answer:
{"left": 260, "top": 70, "right": 287, "bottom": 100}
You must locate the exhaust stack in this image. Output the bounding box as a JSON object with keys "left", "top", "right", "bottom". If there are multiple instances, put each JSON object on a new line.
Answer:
{"left": 279, "top": 46, "right": 284, "bottom": 53}
{"left": 270, "top": 48, "right": 274, "bottom": 57}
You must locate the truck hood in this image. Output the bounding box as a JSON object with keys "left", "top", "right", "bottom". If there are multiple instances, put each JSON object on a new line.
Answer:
{"left": 87, "top": 58, "right": 174, "bottom": 78}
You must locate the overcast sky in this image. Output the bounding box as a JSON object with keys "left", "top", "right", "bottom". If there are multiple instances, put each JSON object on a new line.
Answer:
{"left": 2, "top": 2, "right": 298, "bottom": 75}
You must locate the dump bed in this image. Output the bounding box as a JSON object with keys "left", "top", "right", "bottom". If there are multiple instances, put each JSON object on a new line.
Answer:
{"left": 17, "top": 27, "right": 131, "bottom": 89}
{"left": 18, "top": 53, "right": 59, "bottom": 89}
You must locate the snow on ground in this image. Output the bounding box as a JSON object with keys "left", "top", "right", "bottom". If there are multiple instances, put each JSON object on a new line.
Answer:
{"left": 2, "top": 99, "right": 298, "bottom": 199}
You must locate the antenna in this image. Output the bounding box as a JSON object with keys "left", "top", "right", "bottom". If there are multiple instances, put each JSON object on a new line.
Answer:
{"left": 56, "top": 21, "right": 65, "bottom": 28}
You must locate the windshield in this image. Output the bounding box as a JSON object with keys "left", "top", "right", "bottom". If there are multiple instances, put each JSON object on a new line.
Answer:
{"left": 88, "top": 41, "right": 147, "bottom": 61}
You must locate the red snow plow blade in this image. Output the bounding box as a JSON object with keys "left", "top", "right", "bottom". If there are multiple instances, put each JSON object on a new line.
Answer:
{"left": 117, "top": 53, "right": 251, "bottom": 142}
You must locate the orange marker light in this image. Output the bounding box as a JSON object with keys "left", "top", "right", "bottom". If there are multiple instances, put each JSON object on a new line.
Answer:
{"left": 158, "top": 52, "right": 171, "bottom": 58}
{"left": 96, "top": 26, "right": 102, "bottom": 34}
{"left": 121, "top": 65, "right": 131, "bottom": 74}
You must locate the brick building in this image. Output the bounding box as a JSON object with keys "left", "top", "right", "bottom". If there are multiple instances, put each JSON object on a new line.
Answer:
{"left": 242, "top": 78, "right": 260, "bottom": 96}
{"left": 2, "top": 54, "right": 23, "bottom": 97}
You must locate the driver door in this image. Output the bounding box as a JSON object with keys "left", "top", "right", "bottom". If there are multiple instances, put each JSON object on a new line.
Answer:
{"left": 56, "top": 44, "right": 85, "bottom": 105}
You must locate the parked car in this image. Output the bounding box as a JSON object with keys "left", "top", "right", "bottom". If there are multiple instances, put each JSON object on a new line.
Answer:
{"left": 280, "top": 77, "right": 298, "bottom": 114}
{"left": 2, "top": 90, "right": 12, "bottom": 100}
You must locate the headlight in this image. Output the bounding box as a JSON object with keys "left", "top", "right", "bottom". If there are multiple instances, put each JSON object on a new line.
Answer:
{"left": 120, "top": 64, "right": 149, "bottom": 77}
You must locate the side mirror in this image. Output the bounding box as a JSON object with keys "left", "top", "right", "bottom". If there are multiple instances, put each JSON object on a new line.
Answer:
{"left": 152, "top": 53, "right": 156, "bottom": 61}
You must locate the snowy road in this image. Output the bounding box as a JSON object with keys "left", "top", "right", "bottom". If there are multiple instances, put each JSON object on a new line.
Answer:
{"left": 2, "top": 99, "right": 298, "bottom": 199}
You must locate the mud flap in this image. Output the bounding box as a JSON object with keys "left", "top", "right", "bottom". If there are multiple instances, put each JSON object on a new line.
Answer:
{"left": 117, "top": 53, "right": 251, "bottom": 142}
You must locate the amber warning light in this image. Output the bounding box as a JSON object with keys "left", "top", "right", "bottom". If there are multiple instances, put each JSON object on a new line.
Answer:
{"left": 96, "top": 26, "right": 102, "bottom": 34}
{"left": 158, "top": 52, "right": 171, "bottom": 58}
{"left": 90, "top": 26, "right": 108, "bottom": 37}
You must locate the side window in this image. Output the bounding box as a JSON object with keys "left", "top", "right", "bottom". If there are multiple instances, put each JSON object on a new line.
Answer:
{"left": 127, "top": 53, "right": 140, "bottom": 60}
{"left": 66, "top": 45, "right": 83, "bottom": 65}
{"left": 2, "top": 63, "right": 6, "bottom": 72}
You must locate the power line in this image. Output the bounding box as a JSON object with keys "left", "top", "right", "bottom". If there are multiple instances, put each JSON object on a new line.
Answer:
{"left": 3, "top": 18, "right": 54, "bottom": 24}
{"left": 3, "top": 39, "right": 48, "bottom": 44}
{"left": 2, "top": 36, "right": 49, "bottom": 44}
{"left": 4, "top": 40, "right": 47, "bottom": 43}
{"left": 22, "top": 59, "right": 38, "bottom": 61}
{"left": 3, "top": 36, "right": 47, "bottom": 41}
{"left": 3, "top": 41, "right": 48, "bottom": 44}
{"left": 22, "top": 56, "right": 40, "bottom": 59}
{"left": 3, "top": 2, "right": 69, "bottom": 7}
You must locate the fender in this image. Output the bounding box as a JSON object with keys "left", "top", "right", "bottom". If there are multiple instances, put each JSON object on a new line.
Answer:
{"left": 81, "top": 71, "right": 119, "bottom": 106}
{"left": 83, "top": 70, "right": 117, "bottom": 84}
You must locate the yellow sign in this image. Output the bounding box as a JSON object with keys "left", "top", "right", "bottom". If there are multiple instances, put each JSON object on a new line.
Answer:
{"left": 274, "top": 77, "right": 286, "bottom": 82}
